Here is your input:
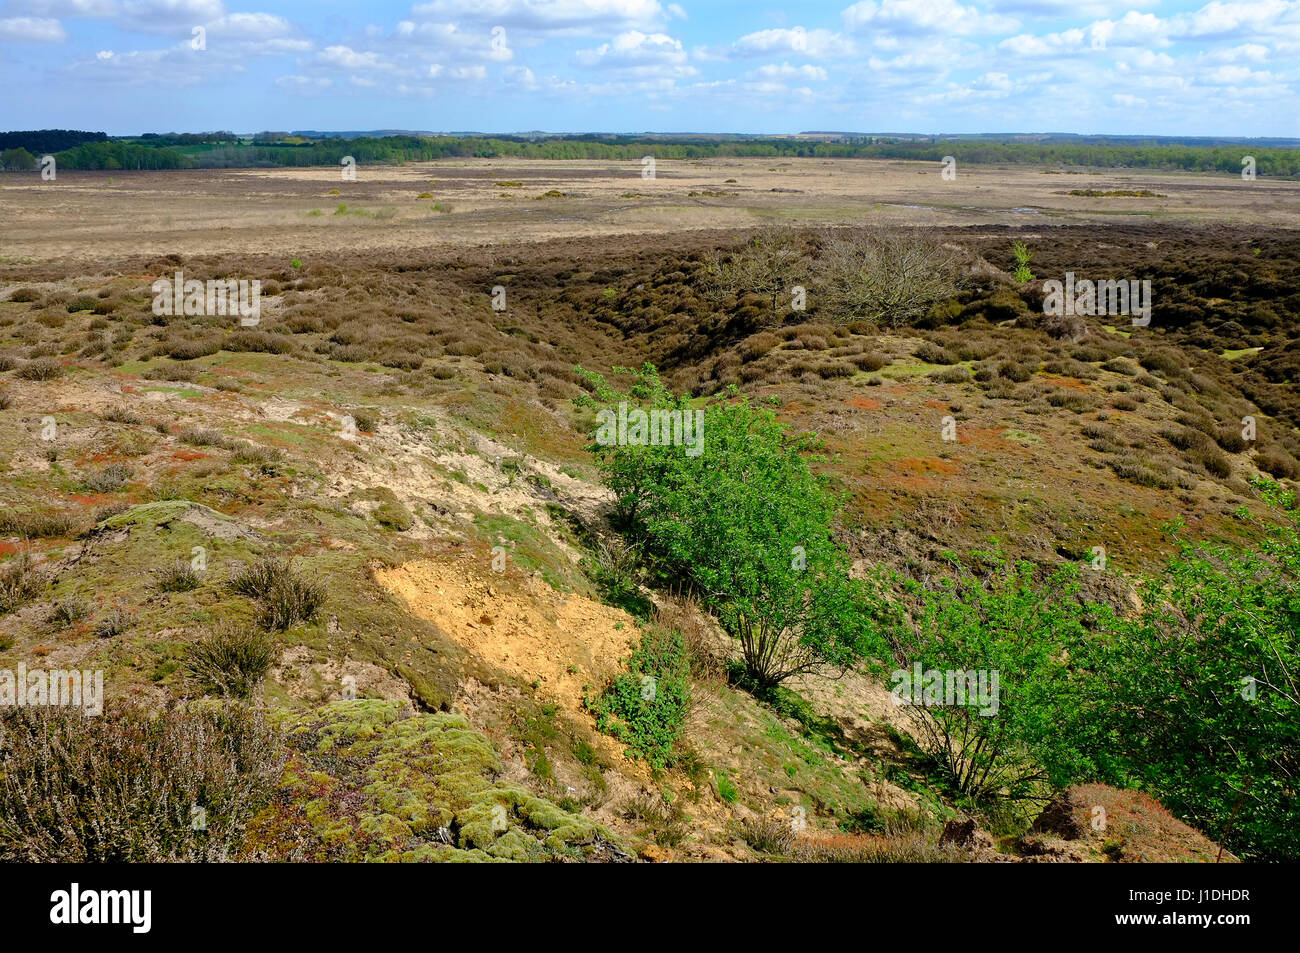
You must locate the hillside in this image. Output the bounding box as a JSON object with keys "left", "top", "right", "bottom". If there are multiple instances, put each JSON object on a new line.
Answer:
{"left": 0, "top": 159, "right": 1295, "bottom": 863}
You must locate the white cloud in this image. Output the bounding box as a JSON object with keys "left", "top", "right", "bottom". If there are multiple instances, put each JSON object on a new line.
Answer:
{"left": 274, "top": 73, "right": 330, "bottom": 90}
{"left": 574, "top": 29, "right": 695, "bottom": 78}
{"left": 319, "top": 46, "right": 390, "bottom": 70}
{"left": 505, "top": 63, "right": 537, "bottom": 87}
{"left": 727, "top": 27, "right": 856, "bottom": 60}
{"left": 0, "top": 15, "right": 66, "bottom": 41}
{"left": 409, "top": 0, "right": 667, "bottom": 33}
{"left": 747, "top": 62, "right": 828, "bottom": 81}
{"left": 842, "top": 0, "right": 1018, "bottom": 36}
{"left": 576, "top": 30, "right": 684, "bottom": 65}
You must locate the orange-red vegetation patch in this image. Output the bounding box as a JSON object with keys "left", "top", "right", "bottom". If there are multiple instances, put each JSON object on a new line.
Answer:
{"left": 0, "top": 540, "right": 20, "bottom": 556}
{"left": 960, "top": 426, "right": 1020, "bottom": 451}
{"left": 1043, "top": 376, "right": 1092, "bottom": 392}
{"left": 923, "top": 399, "right": 949, "bottom": 409}
{"left": 1068, "top": 783, "right": 1236, "bottom": 863}
{"left": 844, "top": 396, "right": 882, "bottom": 411}
{"left": 67, "top": 493, "right": 109, "bottom": 505}
{"left": 888, "top": 456, "right": 961, "bottom": 492}
{"left": 171, "top": 450, "right": 209, "bottom": 462}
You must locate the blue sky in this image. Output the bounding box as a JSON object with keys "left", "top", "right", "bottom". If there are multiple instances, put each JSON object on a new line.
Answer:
{"left": 1, "top": 0, "right": 1296, "bottom": 136}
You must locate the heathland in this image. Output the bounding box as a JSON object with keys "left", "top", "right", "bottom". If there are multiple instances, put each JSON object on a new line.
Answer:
{"left": 0, "top": 147, "right": 1296, "bottom": 862}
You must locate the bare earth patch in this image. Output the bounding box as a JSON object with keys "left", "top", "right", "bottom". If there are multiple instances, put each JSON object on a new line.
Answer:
{"left": 375, "top": 554, "right": 638, "bottom": 733}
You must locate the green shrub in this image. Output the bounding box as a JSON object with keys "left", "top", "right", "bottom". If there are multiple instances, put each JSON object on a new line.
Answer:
{"left": 1010, "top": 241, "right": 1035, "bottom": 284}
{"left": 230, "top": 555, "right": 325, "bottom": 631}
{"left": 185, "top": 624, "right": 278, "bottom": 698}
{"left": 1068, "top": 494, "right": 1300, "bottom": 861}
{"left": 589, "top": 626, "right": 690, "bottom": 769}
{"left": 577, "top": 363, "right": 884, "bottom": 689}
{"left": 887, "top": 559, "right": 1091, "bottom": 805}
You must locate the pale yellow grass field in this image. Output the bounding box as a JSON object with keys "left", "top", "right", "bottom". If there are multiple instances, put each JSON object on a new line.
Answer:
{"left": 1, "top": 155, "right": 1297, "bottom": 262}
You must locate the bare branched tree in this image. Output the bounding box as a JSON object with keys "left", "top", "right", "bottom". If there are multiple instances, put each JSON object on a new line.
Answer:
{"left": 815, "top": 227, "right": 965, "bottom": 327}
{"left": 701, "top": 227, "right": 809, "bottom": 319}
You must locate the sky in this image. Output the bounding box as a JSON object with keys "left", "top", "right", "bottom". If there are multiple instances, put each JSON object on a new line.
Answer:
{"left": 0, "top": 0, "right": 1297, "bottom": 137}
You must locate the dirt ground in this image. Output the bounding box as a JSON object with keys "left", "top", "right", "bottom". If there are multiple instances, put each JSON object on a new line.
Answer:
{"left": 375, "top": 554, "right": 638, "bottom": 742}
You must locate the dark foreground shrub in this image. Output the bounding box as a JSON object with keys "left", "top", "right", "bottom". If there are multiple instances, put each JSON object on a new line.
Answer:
{"left": 0, "top": 702, "right": 283, "bottom": 861}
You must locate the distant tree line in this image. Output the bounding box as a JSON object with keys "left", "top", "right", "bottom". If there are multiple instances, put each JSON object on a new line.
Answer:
{"left": 137, "top": 132, "right": 239, "bottom": 146}
{"left": 0, "top": 129, "right": 107, "bottom": 153}
{"left": 54, "top": 141, "right": 192, "bottom": 170}
{"left": 33, "top": 133, "right": 1300, "bottom": 177}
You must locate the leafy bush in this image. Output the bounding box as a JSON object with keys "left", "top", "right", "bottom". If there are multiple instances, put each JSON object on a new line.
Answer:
{"left": 1068, "top": 494, "right": 1300, "bottom": 861}
{"left": 590, "top": 625, "right": 691, "bottom": 769}
{"left": 578, "top": 364, "right": 884, "bottom": 689}
{"left": 887, "top": 559, "right": 1091, "bottom": 806}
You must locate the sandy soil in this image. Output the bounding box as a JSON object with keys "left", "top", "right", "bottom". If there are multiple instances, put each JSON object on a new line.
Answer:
{"left": 374, "top": 553, "right": 638, "bottom": 742}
